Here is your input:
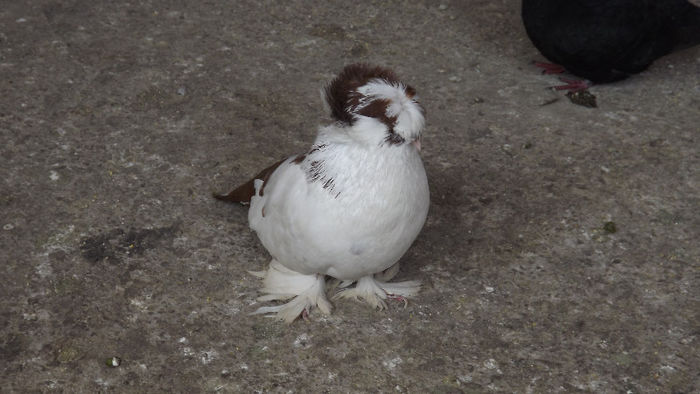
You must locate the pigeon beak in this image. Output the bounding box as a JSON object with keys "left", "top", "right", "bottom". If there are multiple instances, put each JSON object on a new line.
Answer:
{"left": 411, "top": 137, "right": 422, "bottom": 151}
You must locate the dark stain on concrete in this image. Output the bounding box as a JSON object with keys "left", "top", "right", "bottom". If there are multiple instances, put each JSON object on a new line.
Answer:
{"left": 79, "top": 224, "right": 180, "bottom": 264}
{"left": 0, "top": 333, "right": 25, "bottom": 362}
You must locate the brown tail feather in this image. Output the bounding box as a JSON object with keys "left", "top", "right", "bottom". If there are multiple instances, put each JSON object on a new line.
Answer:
{"left": 213, "top": 158, "right": 287, "bottom": 204}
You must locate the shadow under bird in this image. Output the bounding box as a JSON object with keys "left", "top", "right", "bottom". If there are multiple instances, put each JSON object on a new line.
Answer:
{"left": 215, "top": 64, "right": 429, "bottom": 323}
{"left": 521, "top": 0, "right": 700, "bottom": 90}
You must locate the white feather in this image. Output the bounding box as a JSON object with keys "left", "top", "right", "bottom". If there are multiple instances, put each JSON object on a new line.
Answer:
{"left": 355, "top": 80, "right": 425, "bottom": 142}
{"left": 250, "top": 132, "right": 429, "bottom": 280}
{"left": 244, "top": 70, "right": 429, "bottom": 321}
{"left": 250, "top": 260, "right": 331, "bottom": 323}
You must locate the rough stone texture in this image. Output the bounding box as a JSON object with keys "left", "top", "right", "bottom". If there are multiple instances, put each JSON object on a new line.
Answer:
{"left": 1, "top": 0, "right": 698, "bottom": 392}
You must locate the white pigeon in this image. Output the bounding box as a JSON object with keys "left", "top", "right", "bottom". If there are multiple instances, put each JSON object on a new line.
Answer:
{"left": 215, "top": 64, "right": 429, "bottom": 323}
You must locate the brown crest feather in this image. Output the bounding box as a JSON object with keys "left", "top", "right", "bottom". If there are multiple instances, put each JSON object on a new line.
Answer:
{"left": 324, "top": 63, "right": 401, "bottom": 125}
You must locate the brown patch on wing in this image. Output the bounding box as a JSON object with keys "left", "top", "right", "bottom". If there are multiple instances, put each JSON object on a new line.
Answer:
{"left": 308, "top": 143, "right": 326, "bottom": 155}
{"left": 213, "top": 158, "right": 286, "bottom": 204}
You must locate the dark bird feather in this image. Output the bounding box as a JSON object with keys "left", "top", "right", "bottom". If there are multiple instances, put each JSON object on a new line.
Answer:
{"left": 213, "top": 158, "right": 286, "bottom": 204}
{"left": 522, "top": 0, "right": 700, "bottom": 83}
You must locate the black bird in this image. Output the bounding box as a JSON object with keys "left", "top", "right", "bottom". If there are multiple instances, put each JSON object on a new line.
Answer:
{"left": 522, "top": 0, "right": 700, "bottom": 89}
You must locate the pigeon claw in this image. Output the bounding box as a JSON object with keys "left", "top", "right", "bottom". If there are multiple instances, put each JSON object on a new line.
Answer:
{"left": 535, "top": 61, "right": 566, "bottom": 75}
{"left": 386, "top": 293, "right": 408, "bottom": 309}
{"left": 552, "top": 77, "right": 590, "bottom": 92}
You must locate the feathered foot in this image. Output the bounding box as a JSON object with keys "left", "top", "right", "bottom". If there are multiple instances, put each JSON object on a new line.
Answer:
{"left": 373, "top": 262, "right": 400, "bottom": 282}
{"left": 333, "top": 275, "right": 421, "bottom": 310}
{"left": 249, "top": 260, "right": 331, "bottom": 323}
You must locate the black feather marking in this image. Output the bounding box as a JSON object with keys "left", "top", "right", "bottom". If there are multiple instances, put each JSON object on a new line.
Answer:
{"left": 384, "top": 132, "right": 406, "bottom": 146}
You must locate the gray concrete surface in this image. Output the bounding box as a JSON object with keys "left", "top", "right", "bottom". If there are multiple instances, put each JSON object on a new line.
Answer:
{"left": 1, "top": 0, "right": 698, "bottom": 392}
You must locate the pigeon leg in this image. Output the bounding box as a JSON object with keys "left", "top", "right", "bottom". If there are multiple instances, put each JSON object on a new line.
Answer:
{"left": 535, "top": 61, "right": 566, "bottom": 75}
{"left": 552, "top": 77, "right": 591, "bottom": 91}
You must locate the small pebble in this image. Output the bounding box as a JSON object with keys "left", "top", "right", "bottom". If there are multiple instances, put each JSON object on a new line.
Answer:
{"left": 105, "top": 357, "right": 121, "bottom": 367}
{"left": 566, "top": 89, "right": 597, "bottom": 108}
{"left": 603, "top": 221, "right": 617, "bottom": 234}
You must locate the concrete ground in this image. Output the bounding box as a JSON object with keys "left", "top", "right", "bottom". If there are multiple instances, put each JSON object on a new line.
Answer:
{"left": 1, "top": 0, "right": 698, "bottom": 392}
